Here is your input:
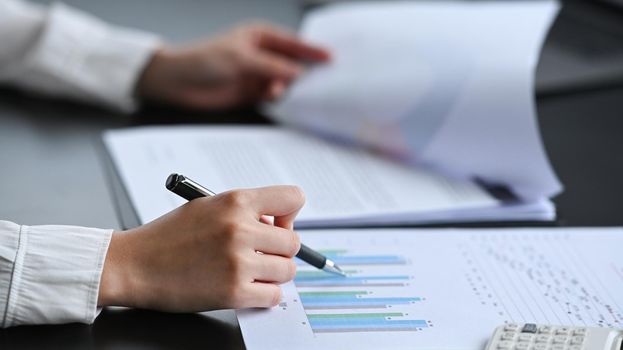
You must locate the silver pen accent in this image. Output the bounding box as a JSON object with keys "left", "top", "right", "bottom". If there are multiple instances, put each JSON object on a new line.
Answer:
{"left": 323, "top": 259, "right": 347, "bottom": 276}
{"left": 177, "top": 176, "right": 216, "bottom": 196}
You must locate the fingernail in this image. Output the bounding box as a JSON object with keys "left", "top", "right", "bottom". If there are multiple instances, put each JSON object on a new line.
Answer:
{"left": 271, "top": 83, "right": 285, "bottom": 97}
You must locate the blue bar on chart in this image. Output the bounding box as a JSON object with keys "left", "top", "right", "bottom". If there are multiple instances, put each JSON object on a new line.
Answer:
{"left": 307, "top": 313, "right": 429, "bottom": 333}
{"left": 295, "top": 274, "right": 411, "bottom": 287}
{"left": 300, "top": 291, "right": 421, "bottom": 309}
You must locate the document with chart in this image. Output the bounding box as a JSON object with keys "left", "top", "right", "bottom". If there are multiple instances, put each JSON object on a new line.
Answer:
{"left": 237, "top": 227, "right": 623, "bottom": 349}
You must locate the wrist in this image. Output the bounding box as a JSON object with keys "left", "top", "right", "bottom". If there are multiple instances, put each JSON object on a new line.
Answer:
{"left": 98, "top": 231, "right": 133, "bottom": 307}
{"left": 136, "top": 45, "right": 176, "bottom": 100}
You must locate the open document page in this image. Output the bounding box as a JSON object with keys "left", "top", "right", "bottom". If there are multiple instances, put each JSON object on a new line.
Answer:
{"left": 104, "top": 126, "right": 554, "bottom": 228}
{"left": 270, "top": 0, "right": 563, "bottom": 200}
{"left": 238, "top": 227, "right": 623, "bottom": 349}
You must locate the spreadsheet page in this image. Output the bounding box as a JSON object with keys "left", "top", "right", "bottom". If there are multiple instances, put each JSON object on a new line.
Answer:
{"left": 238, "top": 228, "right": 623, "bottom": 349}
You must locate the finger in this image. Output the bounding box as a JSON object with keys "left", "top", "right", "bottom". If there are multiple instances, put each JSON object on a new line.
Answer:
{"left": 253, "top": 224, "right": 300, "bottom": 257}
{"left": 244, "top": 51, "right": 303, "bottom": 81}
{"left": 273, "top": 211, "right": 299, "bottom": 230}
{"left": 252, "top": 254, "right": 297, "bottom": 283}
{"left": 248, "top": 186, "right": 305, "bottom": 226}
{"left": 257, "top": 26, "right": 331, "bottom": 62}
{"left": 264, "top": 80, "right": 287, "bottom": 101}
{"left": 239, "top": 282, "right": 282, "bottom": 308}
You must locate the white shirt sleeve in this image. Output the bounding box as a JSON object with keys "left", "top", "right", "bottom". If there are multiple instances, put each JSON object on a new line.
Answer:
{"left": 0, "top": 220, "right": 113, "bottom": 327}
{"left": 0, "top": 0, "right": 161, "bottom": 112}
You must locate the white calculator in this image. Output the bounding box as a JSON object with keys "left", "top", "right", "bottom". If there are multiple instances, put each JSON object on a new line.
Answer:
{"left": 485, "top": 323, "right": 623, "bottom": 350}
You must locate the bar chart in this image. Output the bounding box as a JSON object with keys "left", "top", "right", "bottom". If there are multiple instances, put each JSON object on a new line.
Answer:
{"left": 294, "top": 249, "right": 431, "bottom": 333}
{"left": 238, "top": 228, "right": 623, "bottom": 350}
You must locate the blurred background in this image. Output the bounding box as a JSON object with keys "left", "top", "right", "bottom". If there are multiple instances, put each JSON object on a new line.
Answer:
{"left": 28, "top": 0, "right": 623, "bottom": 94}
{"left": 2, "top": 0, "right": 623, "bottom": 230}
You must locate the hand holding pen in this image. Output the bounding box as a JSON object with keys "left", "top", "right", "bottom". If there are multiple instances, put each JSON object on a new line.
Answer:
{"left": 166, "top": 174, "right": 345, "bottom": 276}
{"left": 99, "top": 181, "right": 323, "bottom": 311}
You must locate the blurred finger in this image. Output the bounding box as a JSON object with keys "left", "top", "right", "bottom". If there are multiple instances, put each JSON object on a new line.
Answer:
{"left": 265, "top": 80, "right": 287, "bottom": 101}
{"left": 253, "top": 254, "right": 297, "bottom": 283}
{"left": 244, "top": 51, "right": 302, "bottom": 80}
{"left": 257, "top": 26, "right": 331, "bottom": 62}
{"left": 253, "top": 224, "right": 300, "bottom": 257}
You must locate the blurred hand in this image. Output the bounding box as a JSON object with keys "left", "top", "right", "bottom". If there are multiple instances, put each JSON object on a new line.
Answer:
{"left": 137, "top": 23, "right": 330, "bottom": 110}
{"left": 98, "top": 186, "right": 305, "bottom": 312}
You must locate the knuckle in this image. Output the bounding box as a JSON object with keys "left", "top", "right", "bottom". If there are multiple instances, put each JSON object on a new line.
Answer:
{"left": 228, "top": 45, "right": 247, "bottom": 62}
{"left": 225, "top": 282, "right": 246, "bottom": 307}
{"left": 222, "top": 259, "right": 252, "bottom": 305}
{"left": 225, "top": 251, "right": 244, "bottom": 277}
{"left": 224, "top": 220, "right": 245, "bottom": 238}
{"left": 222, "top": 190, "right": 251, "bottom": 209}
{"left": 221, "top": 220, "right": 239, "bottom": 236}
{"left": 220, "top": 221, "right": 244, "bottom": 244}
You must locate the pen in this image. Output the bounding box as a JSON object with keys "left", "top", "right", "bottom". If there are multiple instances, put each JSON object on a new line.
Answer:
{"left": 165, "top": 173, "right": 346, "bottom": 277}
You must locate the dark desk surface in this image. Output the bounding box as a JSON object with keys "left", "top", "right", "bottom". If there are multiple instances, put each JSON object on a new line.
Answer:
{"left": 1, "top": 1, "right": 623, "bottom": 349}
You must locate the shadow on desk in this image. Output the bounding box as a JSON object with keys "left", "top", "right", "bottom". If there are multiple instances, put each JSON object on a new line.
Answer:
{"left": 0, "top": 309, "right": 245, "bottom": 350}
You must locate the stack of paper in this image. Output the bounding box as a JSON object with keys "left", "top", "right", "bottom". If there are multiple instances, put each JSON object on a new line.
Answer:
{"left": 104, "top": 126, "right": 555, "bottom": 227}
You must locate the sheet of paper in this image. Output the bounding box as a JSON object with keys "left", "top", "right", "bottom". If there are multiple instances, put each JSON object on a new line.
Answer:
{"left": 238, "top": 227, "right": 623, "bottom": 349}
{"left": 104, "top": 126, "right": 553, "bottom": 227}
{"left": 270, "top": 1, "right": 562, "bottom": 200}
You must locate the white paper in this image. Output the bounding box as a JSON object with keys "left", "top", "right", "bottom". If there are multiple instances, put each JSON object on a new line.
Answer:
{"left": 103, "top": 126, "right": 554, "bottom": 227}
{"left": 270, "top": 1, "right": 562, "bottom": 200}
{"left": 238, "top": 227, "right": 623, "bottom": 349}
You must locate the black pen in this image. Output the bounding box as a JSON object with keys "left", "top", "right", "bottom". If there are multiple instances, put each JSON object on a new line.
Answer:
{"left": 165, "top": 173, "right": 346, "bottom": 276}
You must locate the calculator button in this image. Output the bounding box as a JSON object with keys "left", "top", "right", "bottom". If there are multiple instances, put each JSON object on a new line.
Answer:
{"left": 518, "top": 334, "right": 534, "bottom": 342}
{"left": 533, "top": 344, "right": 548, "bottom": 350}
{"left": 555, "top": 327, "right": 570, "bottom": 335}
{"left": 570, "top": 336, "right": 584, "bottom": 344}
{"left": 522, "top": 323, "right": 538, "bottom": 333}
{"left": 551, "top": 344, "right": 565, "bottom": 350}
{"left": 497, "top": 340, "right": 513, "bottom": 349}
{"left": 535, "top": 335, "right": 550, "bottom": 343}
{"left": 515, "top": 342, "right": 531, "bottom": 350}
{"left": 505, "top": 323, "right": 520, "bottom": 332}
{"left": 553, "top": 335, "right": 568, "bottom": 344}
{"left": 569, "top": 345, "right": 583, "bottom": 350}
{"left": 572, "top": 328, "right": 587, "bottom": 336}
{"left": 538, "top": 326, "right": 553, "bottom": 334}
{"left": 501, "top": 332, "right": 516, "bottom": 340}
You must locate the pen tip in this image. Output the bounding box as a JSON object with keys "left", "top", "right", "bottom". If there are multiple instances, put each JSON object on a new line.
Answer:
{"left": 335, "top": 266, "right": 347, "bottom": 277}
{"left": 323, "top": 261, "right": 347, "bottom": 277}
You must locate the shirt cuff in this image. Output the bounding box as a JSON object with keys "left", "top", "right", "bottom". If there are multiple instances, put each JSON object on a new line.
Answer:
{"left": 1, "top": 221, "right": 113, "bottom": 327}
{"left": 15, "top": 3, "right": 161, "bottom": 112}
